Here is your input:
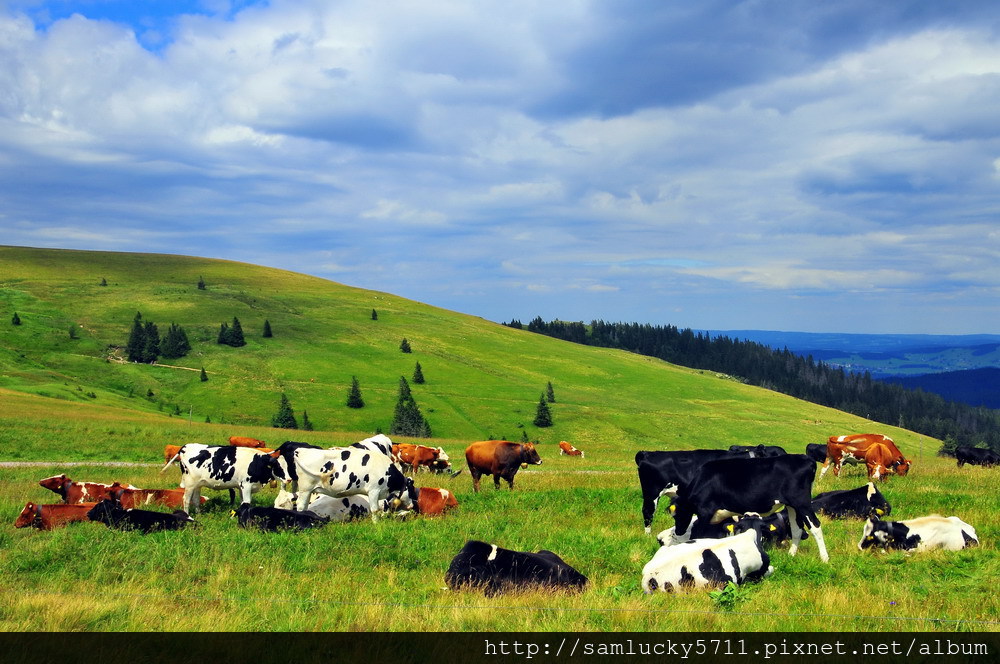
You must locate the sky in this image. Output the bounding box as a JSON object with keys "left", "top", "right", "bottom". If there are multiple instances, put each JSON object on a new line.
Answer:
{"left": 1, "top": 1, "right": 999, "bottom": 335}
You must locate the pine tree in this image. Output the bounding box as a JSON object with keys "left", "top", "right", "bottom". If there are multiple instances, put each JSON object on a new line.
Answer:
{"left": 302, "top": 410, "right": 314, "bottom": 431}
{"left": 68, "top": 325, "right": 78, "bottom": 339}
{"left": 11, "top": 312, "right": 21, "bottom": 325}
{"left": 413, "top": 361, "right": 425, "bottom": 384}
{"left": 142, "top": 321, "right": 160, "bottom": 363}
{"left": 546, "top": 381, "right": 556, "bottom": 403}
{"left": 160, "top": 323, "right": 190, "bottom": 359}
{"left": 271, "top": 392, "right": 298, "bottom": 429}
{"left": 400, "top": 338, "right": 412, "bottom": 353}
{"left": 228, "top": 317, "right": 246, "bottom": 347}
{"left": 371, "top": 309, "right": 378, "bottom": 321}
{"left": 533, "top": 393, "right": 553, "bottom": 427}
{"left": 263, "top": 319, "right": 273, "bottom": 338}
{"left": 100, "top": 277, "right": 107, "bottom": 286}
{"left": 390, "top": 376, "right": 430, "bottom": 437}
{"left": 197, "top": 276, "right": 206, "bottom": 290}
{"left": 217, "top": 322, "right": 231, "bottom": 345}
{"left": 200, "top": 367, "right": 208, "bottom": 382}
{"left": 346, "top": 376, "right": 365, "bottom": 408}
{"left": 126, "top": 312, "right": 146, "bottom": 362}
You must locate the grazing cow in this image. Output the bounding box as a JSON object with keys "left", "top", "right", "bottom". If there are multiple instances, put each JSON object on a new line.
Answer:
{"left": 14, "top": 502, "right": 97, "bottom": 530}
{"left": 87, "top": 499, "right": 195, "bottom": 534}
{"left": 417, "top": 487, "right": 459, "bottom": 516}
{"left": 107, "top": 483, "right": 206, "bottom": 510}
{"left": 635, "top": 449, "right": 742, "bottom": 533}
{"left": 670, "top": 454, "right": 829, "bottom": 562}
{"left": 164, "top": 444, "right": 289, "bottom": 514}
{"left": 728, "top": 444, "right": 787, "bottom": 457}
{"left": 228, "top": 436, "right": 268, "bottom": 448}
{"left": 38, "top": 475, "right": 138, "bottom": 504}
{"left": 392, "top": 443, "right": 450, "bottom": 474}
{"left": 559, "top": 441, "right": 585, "bottom": 457}
{"left": 231, "top": 503, "right": 329, "bottom": 532}
{"left": 859, "top": 515, "right": 978, "bottom": 552}
{"left": 955, "top": 445, "right": 1000, "bottom": 468}
{"left": 445, "top": 540, "right": 588, "bottom": 596}
{"left": 642, "top": 519, "right": 772, "bottom": 593}
{"left": 292, "top": 434, "right": 417, "bottom": 518}
{"left": 812, "top": 483, "right": 891, "bottom": 519}
{"left": 465, "top": 440, "right": 542, "bottom": 492}
{"left": 275, "top": 490, "right": 371, "bottom": 521}
{"left": 821, "top": 433, "right": 911, "bottom": 479}
{"left": 805, "top": 443, "right": 828, "bottom": 464}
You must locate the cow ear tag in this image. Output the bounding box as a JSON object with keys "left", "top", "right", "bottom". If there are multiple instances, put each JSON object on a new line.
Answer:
{"left": 876, "top": 509, "right": 884, "bottom": 516}
{"left": 726, "top": 524, "right": 734, "bottom": 533}
{"left": 769, "top": 524, "right": 777, "bottom": 531}
{"left": 669, "top": 504, "right": 676, "bottom": 514}
{"left": 229, "top": 510, "right": 236, "bottom": 517}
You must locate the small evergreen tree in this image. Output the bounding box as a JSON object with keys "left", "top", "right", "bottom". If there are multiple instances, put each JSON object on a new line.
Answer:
{"left": 126, "top": 312, "right": 146, "bottom": 362}
{"left": 400, "top": 338, "right": 412, "bottom": 353}
{"left": 302, "top": 410, "right": 314, "bottom": 431}
{"left": 200, "top": 367, "right": 208, "bottom": 382}
{"left": 160, "top": 323, "right": 191, "bottom": 359}
{"left": 533, "top": 393, "right": 553, "bottom": 427}
{"left": 217, "top": 322, "right": 230, "bottom": 345}
{"left": 263, "top": 319, "right": 273, "bottom": 338}
{"left": 413, "top": 361, "right": 425, "bottom": 384}
{"left": 346, "top": 376, "right": 365, "bottom": 408}
{"left": 371, "top": 309, "right": 378, "bottom": 321}
{"left": 142, "top": 321, "right": 160, "bottom": 363}
{"left": 68, "top": 325, "right": 78, "bottom": 339}
{"left": 11, "top": 312, "right": 21, "bottom": 325}
{"left": 271, "top": 392, "right": 298, "bottom": 429}
{"left": 197, "top": 276, "right": 206, "bottom": 290}
{"left": 228, "top": 317, "right": 246, "bottom": 347}
{"left": 546, "top": 381, "right": 556, "bottom": 403}
{"left": 100, "top": 277, "right": 107, "bottom": 286}
{"left": 520, "top": 429, "right": 530, "bottom": 443}
{"left": 205, "top": 415, "right": 211, "bottom": 423}
{"left": 390, "top": 376, "right": 431, "bottom": 437}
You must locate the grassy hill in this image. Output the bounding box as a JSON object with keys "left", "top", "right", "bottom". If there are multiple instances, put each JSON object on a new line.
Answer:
{"left": 2, "top": 245, "right": 995, "bottom": 633}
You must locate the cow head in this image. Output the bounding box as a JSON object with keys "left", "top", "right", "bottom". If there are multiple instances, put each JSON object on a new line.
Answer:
{"left": 733, "top": 512, "right": 777, "bottom": 541}
{"left": 865, "top": 483, "right": 891, "bottom": 517}
{"left": 38, "top": 474, "right": 70, "bottom": 498}
{"left": 858, "top": 516, "right": 891, "bottom": 550}
{"left": 890, "top": 457, "right": 912, "bottom": 477}
{"left": 520, "top": 443, "right": 542, "bottom": 468}
{"left": 385, "top": 476, "right": 418, "bottom": 514}
{"left": 14, "top": 502, "right": 40, "bottom": 529}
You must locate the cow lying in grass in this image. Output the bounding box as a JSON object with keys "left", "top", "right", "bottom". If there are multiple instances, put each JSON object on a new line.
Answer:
{"left": 445, "top": 540, "right": 588, "bottom": 596}
{"left": 858, "top": 515, "right": 978, "bottom": 552}
{"left": 15, "top": 502, "right": 97, "bottom": 530}
{"left": 232, "top": 503, "right": 329, "bottom": 532}
{"left": 87, "top": 499, "right": 196, "bottom": 534}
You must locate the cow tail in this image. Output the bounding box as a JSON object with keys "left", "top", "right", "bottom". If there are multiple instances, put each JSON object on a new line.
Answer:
{"left": 160, "top": 453, "right": 180, "bottom": 474}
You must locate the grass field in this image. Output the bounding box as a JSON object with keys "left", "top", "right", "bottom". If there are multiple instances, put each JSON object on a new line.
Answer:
{"left": 0, "top": 246, "right": 997, "bottom": 632}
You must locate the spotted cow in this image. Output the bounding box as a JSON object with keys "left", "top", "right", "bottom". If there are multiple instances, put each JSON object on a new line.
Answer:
{"left": 165, "top": 444, "right": 289, "bottom": 514}
{"left": 821, "top": 434, "right": 911, "bottom": 480}
{"left": 228, "top": 436, "right": 268, "bottom": 448}
{"left": 273, "top": 489, "right": 371, "bottom": 522}
{"left": 38, "top": 475, "right": 138, "bottom": 504}
{"left": 417, "top": 487, "right": 459, "bottom": 516}
{"left": 558, "top": 441, "right": 584, "bottom": 457}
{"left": 392, "top": 443, "right": 450, "bottom": 474}
{"left": 859, "top": 515, "right": 978, "bottom": 552}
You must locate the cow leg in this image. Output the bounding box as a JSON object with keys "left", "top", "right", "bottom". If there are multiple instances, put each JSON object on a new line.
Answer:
{"left": 183, "top": 486, "right": 200, "bottom": 515}
{"left": 228, "top": 489, "right": 237, "bottom": 505}
{"left": 240, "top": 483, "right": 254, "bottom": 508}
{"left": 819, "top": 457, "right": 831, "bottom": 478}
{"left": 493, "top": 473, "right": 502, "bottom": 490}
{"left": 786, "top": 506, "right": 829, "bottom": 563}
{"left": 469, "top": 467, "right": 482, "bottom": 492}
{"left": 670, "top": 503, "right": 700, "bottom": 545}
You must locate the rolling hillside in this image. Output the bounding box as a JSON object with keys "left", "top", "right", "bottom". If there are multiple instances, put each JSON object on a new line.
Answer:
{"left": 0, "top": 245, "right": 933, "bottom": 458}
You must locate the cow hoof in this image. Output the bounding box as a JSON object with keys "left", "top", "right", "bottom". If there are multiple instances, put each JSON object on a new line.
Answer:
{"left": 449, "top": 470, "right": 463, "bottom": 479}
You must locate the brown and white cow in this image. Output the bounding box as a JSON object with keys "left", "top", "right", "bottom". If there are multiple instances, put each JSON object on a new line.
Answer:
{"left": 558, "top": 441, "right": 584, "bottom": 457}
{"left": 228, "top": 436, "right": 268, "bottom": 448}
{"left": 392, "top": 443, "right": 450, "bottom": 474}
{"left": 107, "top": 483, "right": 207, "bottom": 509}
{"left": 38, "top": 475, "right": 138, "bottom": 504}
{"left": 15, "top": 502, "right": 98, "bottom": 530}
{"left": 465, "top": 441, "right": 542, "bottom": 492}
{"left": 820, "top": 434, "right": 911, "bottom": 480}
{"left": 417, "top": 487, "right": 459, "bottom": 516}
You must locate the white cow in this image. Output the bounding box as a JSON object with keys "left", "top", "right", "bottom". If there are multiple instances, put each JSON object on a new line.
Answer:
{"left": 165, "top": 444, "right": 288, "bottom": 514}
{"left": 642, "top": 523, "right": 772, "bottom": 593}
{"left": 292, "top": 434, "right": 416, "bottom": 518}
{"left": 858, "top": 515, "right": 978, "bottom": 552}
{"left": 274, "top": 489, "right": 370, "bottom": 522}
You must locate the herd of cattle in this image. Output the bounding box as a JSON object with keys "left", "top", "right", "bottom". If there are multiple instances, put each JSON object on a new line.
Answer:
{"left": 12, "top": 431, "right": 993, "bottom": 596}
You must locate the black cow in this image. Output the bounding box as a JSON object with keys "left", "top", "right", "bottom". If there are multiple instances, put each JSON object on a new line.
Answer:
{"left": 669, "top": 454, "right": 829, "bottom": 562}
{"left": 87, "top": 499, "right": 195, "bottom": 534}
{"left": 812, "top": 483, "right": 891, "bottom": 519}
{"left": 635, "top": 449, "right": 742, "bottom": 533}
{"left": 733, "top": 511, "right": 808, "bottom": 548}
{"left": 728, "top": 444, "right": 787, "bottom": 457}
{"left": 955, "top": 445, "right": 1000, "bottom": 468}
{"left": 231, "top": 503, "right": 329, "bottom": 532}
{"left": 445, "top": 540, "right": 588, "bottom": 596}
{"left": 805, "top": 443, "right": 828, "bottom": 463}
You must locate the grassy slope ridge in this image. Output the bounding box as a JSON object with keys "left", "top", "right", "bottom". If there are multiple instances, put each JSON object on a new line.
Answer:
{"left": 1, "top": 245, "right": 995, "bottom": 632}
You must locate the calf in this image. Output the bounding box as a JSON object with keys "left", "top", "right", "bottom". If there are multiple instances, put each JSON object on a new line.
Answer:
{"left": 955, "top": 445, "right": 1000, "bottom": 468}
{"left": 642, "top": 520, "right": 772, "bottom": 593}
{"left": 670, "top": 454, "right": 829, "bottom": 562}
{"left": 14, "top": 502, "right": 97, "bottom": 530}
{"left": 445, "top": 540, "right": 588, "bottom": 596}
{"left": 559, "top": 441, "right": 584, "bottom": 457}
{"left": 273, "top": 489, "right": 371, "bottom": 522}
{"left": 87, "top": 499, "right": 195, "bottom": 534}
{"left": 38, "top": 475, "right": 137, "bottom": 504}
{"left": 859, "top": 515, "right": 978, "bottom": 552}
{"left": 812, "top": 483, "right": 891, "bottom": 519}
{"left": 392, "top": 443, "right": 450, "bottom": 473}
{"left": 165, "top": 444, "right": 289, "bottom": 513}
{"left": 417, "top": 487, "right": 459, "bottom": 516}
{"left": 465, "top": 440, "right": 542, "bottom": 492}
{"left": 232, "top": 503, "right": 329, "bottom": 532}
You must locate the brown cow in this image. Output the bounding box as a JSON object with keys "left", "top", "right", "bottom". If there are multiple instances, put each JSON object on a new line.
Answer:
{"left": 107, "top": 483, "right": 206, "bottom": 509}
{"left": 821, "top": 434, "right": 911, "bottom": 480}
{"left": 392, "top": 443, "right": 451, "bottom": 473}
{"left": 417, "top": 487, "right": 459, "bottom": 516}
{"left": 559, "top": 441, "right": 584, "bottom": 457}
{"left": 228, "top": 436, "right": 267, "bottom": 448}
{"left": 14, "top": 502, "right": 97, "bottom": 530}
{"left": 38, "top": 475, "right": 138, "bottom": 504}
{"left": 465, "top": 440, "right": 542, "bottom": 492}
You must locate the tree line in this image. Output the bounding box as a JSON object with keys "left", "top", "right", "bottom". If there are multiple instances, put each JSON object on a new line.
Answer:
{"left": 507, "top": 317, "right": 1000, "bottom": 453}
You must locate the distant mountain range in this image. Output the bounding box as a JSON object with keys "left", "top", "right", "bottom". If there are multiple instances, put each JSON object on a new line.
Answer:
{"left": 705, "top": 329, "right": 1000, "bottom": 410}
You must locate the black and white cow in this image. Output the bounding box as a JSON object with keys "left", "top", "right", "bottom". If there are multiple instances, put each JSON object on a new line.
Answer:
{"left": 805, "top": 443, "right": 828, "bottom": 464}
{"left": 858, "top": 515, "right": 978, "bottom": 552}
{"left": 955, "top": 445, "right": 1000, "bottom": 468}
{"left": 669, "top": 454, "right": 829, "bottom": 562}
{"left": 635, "top": 449, "right": 743, "bottom": 534}
{"left": 642, "top": 518, "right": 772, "bottom": 593}
{"left": 168, "top": 444, "right": 289, "bottom": 514}
{"left": 87, "top": 499, "right": 195, "bottom": 534}
{"left": 269, "top": 440, "right": 322, "bottom": 488}
{"left": 445, "top": 540, "right": 588, "bottom": 596}
{"left": 812, "top": 483, "right": 891, "bottom": 519}
{"left": 728, "top": 444, "right": 787, "bottom": 457}
{"left": 274, "top": 489, "right": 370, "bottom": 522}
{"left": 231, "top": 503, "right": 329, "bottom": 532}
{"left": 732, "top": 511, "right": 807, "bottom": 548}
{"left": 292, "top": 434, "right": 417, "bottom": 518}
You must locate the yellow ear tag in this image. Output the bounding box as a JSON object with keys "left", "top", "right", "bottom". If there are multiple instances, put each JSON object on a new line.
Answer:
{"left": 769, "top": 524, "right": 777, "bottom": 531}
{"left": 876, "top": 509, "right": 884, "bottom": 515}
{"left": 669, "top": 504, "right": 676, "bottom": 514}
{"left": 726, "top": 524, "right": 734, "bottom": 533}
{"left": 229, "top": 510, "right": 236, "bottom": 517}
